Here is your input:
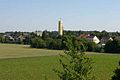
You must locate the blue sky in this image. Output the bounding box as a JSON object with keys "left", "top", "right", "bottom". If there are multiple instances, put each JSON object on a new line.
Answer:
{"left": 0, "top": 0, "right": 120, "bottom": 32}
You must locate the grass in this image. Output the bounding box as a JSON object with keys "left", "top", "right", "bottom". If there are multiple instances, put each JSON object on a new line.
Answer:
{"left": 0, "top": 56, "right": 59, "bottom": 80}
{"left": 0, "top": 43, "right": 63, "bottom": 58}
{"left": 92, "top": 55, "right": 120, "bottom": 80}
{"left": 0, "top": 43, "right": 120, "bottom": 80}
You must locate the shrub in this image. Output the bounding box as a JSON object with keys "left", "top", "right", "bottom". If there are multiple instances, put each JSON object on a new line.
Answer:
{"left": 112, "top": 61, "right": 120, "bottom": 80}
{"left": 86, "top": 42, "right": 97, "bottom": 52}
{"left": 30, "top": 38, "right": 46, "bottom": 48}
{"left": 54, "top": 36, "right": 94, "bottom": 80}
{"left": 104, "top": 39, "right": 120, "bottom": 53}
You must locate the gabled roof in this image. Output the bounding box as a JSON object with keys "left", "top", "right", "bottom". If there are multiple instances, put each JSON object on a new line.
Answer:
{"left": 93, "top": 36, "right": 100, "bottom": 44}
{"left": 79, "top": 34, "right": 91, "bottom": 38}
{"left": 79, "top": 34, "right": 100, "bottom": 44}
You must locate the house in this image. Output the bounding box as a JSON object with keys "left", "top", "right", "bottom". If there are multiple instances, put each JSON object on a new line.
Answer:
{"left": 79, "top": 34, "right": 100, "bottom": 44}
{"left": 93, "top": 36, "right": 100, "bottom": 44}
{"left": 3, "top": 32, "right": 28, "bottom": 43}
{"left": 100, "top": 36, "right": 113, "bottom": 45}
{"left": 14, "top": 35, "right": 25, "bottom": 43}
{"left": 34, "top": 31, "right": 43, "bottom": 36}
{"left": 4, "top": 32, "right": 13, "bottom": 36}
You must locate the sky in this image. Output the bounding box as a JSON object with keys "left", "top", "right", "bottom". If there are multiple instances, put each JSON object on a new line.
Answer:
{"left": 0, "top": 0, "right": 120, "bottom": 32}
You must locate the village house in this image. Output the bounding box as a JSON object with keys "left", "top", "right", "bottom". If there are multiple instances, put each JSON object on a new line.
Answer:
{"left": 79, "top": 34, "right": 100, "bottom": 44}
{"left": 34, "top": 31, "right": 43, "bottom": 36}
{"left": 100, "top": 36, "right": 113, "bottom": 45}
{"left": 3, "top": 32, "right": 29, "bottom": 43}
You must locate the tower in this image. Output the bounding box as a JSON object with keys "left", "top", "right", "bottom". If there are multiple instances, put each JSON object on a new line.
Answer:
{"left": 58, "top": 18, "right": 63, "bottom": 36}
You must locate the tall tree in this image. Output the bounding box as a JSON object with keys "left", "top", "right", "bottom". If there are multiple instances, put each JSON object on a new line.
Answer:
{"left": 54, "top": 36, "right": 94, "bottom": 80}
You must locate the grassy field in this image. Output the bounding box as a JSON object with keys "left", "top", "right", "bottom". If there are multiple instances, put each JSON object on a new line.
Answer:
{"left": 0, "top": 44, "right": 63, "bottom": 58}
{"left": 0, "top": 43, "right": 120, "bottom": 80}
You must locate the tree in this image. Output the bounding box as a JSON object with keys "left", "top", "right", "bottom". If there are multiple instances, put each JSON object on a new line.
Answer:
{"left": 112, "top": 61, "right": 120, "bottom": 80}
{"left": 104, "top": 39, "right": 120, "bottom": 53}
{"left": 42, "top": 30, "right": 49, "bottom": 39}
{"left": 0, "top": 36, "right": 5, "bottom": 43}
{"left": 30, "top": 37, "right": 46, "bottom": 48}
{"left": 86, "top": 42, "right": 97, "bottom": 52}
{"left": 54, "top": 36, "right": 94, "bottom": 80}
{"left": 47, "top": 39, "right": 62, "bottom": 50}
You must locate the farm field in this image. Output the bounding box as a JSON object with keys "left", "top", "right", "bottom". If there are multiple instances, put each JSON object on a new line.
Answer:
{"left": 0, "top": 43, "right": 120, "bottom": 80}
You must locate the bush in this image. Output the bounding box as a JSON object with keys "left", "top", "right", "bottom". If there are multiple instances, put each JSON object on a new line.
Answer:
{"left": 48, "top": 39, "right": 62, "bottom": 50}
{"left": 94, "top": 44, "right": 102, "bottom": 52}
{"left": 86, "top": 42, "right": 97, "bottom": 52}
{"left": 30, "top": 38, "right": 46, "bottom": 48}
{"left": 0, "top": 36, "right": 5, "bottom": 43}
{"left": 104, "top": 39, "right": 120, "bottom": 53}
{"left": 112, "top": 61, "right": 120, "bottom": 80}
{"left": 30, "top": 37, "right": 63, "bottom": 50}
{"left": 54, "top": 36, "right": 94, "bottom": 80}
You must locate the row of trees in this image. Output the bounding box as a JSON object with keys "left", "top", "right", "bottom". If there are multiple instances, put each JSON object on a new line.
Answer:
{"left": 0, "top": 30, "right": 120, "bottom": 42}
{"left": 30, "top": 33, "right": 120, "bottom": 54}
{"left": 30, "top": 37, "right": 63, "bottom": 50}
{"left": 64, "top": 30, "right": 120, "bottom": 39}
{"left": 30, "top": 35, "right": 101, "bottom": 52}
{"left": 1, "top": 30, "right": 120, "bottom": 53}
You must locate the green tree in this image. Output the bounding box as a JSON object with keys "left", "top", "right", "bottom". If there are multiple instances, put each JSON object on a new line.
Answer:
{"left": 86, "top": 42, "right": 97, "bottom": 52}
{"left": 55, "top": 36, "right": 94, "bottom": 80}
{"left": 0, "top": 36, "right": 5, "bottom": 43}
{"left": 42, "top": 30, "right": 49, "bottom": 39}
{"left": 30, "top": 37, "right": 46, "bottom": 48}
{"left": 112, "top": 61, "right": 120, "bottom": 80}
{"left": 48, "top": 39, "right": 62, "bottom": 50}
{"left": 104, "top": 39, "right": 120, "bottom": 53}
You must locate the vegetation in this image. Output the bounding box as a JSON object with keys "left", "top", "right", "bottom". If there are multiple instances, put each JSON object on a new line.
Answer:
{"left": 30, "top": 37, "right": 62, "bottom": 50}
{"left": 29, "top": 30, "right": 120, "bottom": 53}
{"left": 1, "top": 30, "right": 120, "bottom": 53}
{"left": 55, "top": 36, "right": 94, "bottom": 80}
{"left": 0, "top": 54, "right": 120, "bottom": 80}
{"left": 104, "top": 39, "right": 120, "bottom": 53}
{"left": 0, "top": 44, "right": 120, "bottom": 80}
{"left": 0, "top": 43, "right": 63, "bottom": 58}
{"left": 77, "top": 38, "right": 98, "bottom": 52}
{"left": 112, "top": 61, "right": 120, "bottom": 80}
{"left": 30, "top": 37, "right": 46, "bottom": 48}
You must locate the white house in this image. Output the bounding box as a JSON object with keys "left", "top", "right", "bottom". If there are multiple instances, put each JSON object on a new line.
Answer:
{"left": 34, "top": 31, "right": 43, "bottom": 36}
{"left": 93, "top": 36, "right": 100, "bottom": 44}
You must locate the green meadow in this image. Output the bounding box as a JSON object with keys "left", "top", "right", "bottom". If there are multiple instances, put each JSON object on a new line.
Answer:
{"left": 0, "top": 44, "right": 120, "bottom": 80}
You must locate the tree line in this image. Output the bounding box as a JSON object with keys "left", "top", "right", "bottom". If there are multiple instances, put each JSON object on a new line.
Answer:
{"left": 0, "top": 30, "right": 120, "bottom": 53}
{"left": 30, "top": 30, "right": 120, "bottom": 53}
